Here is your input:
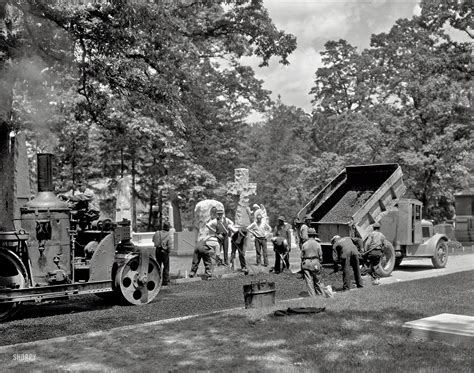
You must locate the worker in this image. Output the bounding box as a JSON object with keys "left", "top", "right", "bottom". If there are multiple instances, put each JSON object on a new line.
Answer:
{"left": 153, "top": 221, "right": 172, "bottom": 286}
{"left": 206, "top": 206, "right": 237, "bottom": 265}
{"left": 189, "top": 236, "right": 220, "bottom": 280}
{"left": 247, "top": 213, "right": 272, "bottom": 266}
{"left": 62, "top": 181, "right": 100, "bottom": 229}
{"left": 230, "top": 227, "right": 249, "bottom": 274}
{"left": 331, "top": 235, "right": 364, "bottom": 291}
{"left": 247, "top": 203, "right": 267, "bottom": 223}
{"left": 299, "top": 215, "right": 312, "bottom": 248}
{"left": 301, "top": 228, "right": 325, "bottom": 296}
{"left": 271, "top": 216, "right": 291, "bottom": 273}
{"left": 364, "top": 222, "right": 388, "bottom": 285}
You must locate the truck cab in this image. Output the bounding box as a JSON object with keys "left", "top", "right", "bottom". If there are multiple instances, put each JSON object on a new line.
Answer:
{"left": 380, "top": 200, "right": 448, "bottom": 270}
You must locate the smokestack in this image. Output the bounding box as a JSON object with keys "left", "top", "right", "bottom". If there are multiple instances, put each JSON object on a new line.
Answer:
{"left": 22, "top": 153, "right": 68, "bottom": 211}
{"left": 37, "top": 153, "right": 54, "bottom": 192}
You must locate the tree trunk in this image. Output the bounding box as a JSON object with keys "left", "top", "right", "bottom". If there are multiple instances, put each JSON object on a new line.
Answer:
{"left": 0, "top": 57, "right": 16, "bottom": 229}
{"left": 131, "top": 156, "right": 137, "bottom": 231}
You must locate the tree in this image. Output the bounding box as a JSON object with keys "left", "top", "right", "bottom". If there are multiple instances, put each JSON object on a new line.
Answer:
{"left": 420, "top": 0, "right": 473, "bottom": 39}
{"left": 244, "top": 101, "right": 311, "bottom": 224}
{"left": 369, "top": 15, "right": 472, "bottom": 220}
{"left": 1, "top": 1, "right": 297, "bottom": 229}
{"left": 308, "top": 9, "right": 472, "bottom": 221}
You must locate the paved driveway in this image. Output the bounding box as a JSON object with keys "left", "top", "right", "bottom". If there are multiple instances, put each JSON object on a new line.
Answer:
{"left": 380, "top": 252, "right": 474, "bottom": 285}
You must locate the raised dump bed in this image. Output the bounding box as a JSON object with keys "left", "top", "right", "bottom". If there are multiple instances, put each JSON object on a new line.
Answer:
{"left": 297, "top": 163, "right": 406, "bottom": 262}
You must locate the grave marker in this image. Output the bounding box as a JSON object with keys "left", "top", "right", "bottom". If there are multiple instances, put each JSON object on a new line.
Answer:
{"left": 403, "top": 313, "right": 474, "bottom": 347}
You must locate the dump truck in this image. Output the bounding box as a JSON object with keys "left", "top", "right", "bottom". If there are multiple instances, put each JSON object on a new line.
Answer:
{"left": 297, "top": 163, "right": 449, "bottom": 277}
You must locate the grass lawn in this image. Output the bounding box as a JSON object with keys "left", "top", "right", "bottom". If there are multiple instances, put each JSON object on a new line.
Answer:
{"left": 2, "top": 271, "right": 473, "bottom": 372}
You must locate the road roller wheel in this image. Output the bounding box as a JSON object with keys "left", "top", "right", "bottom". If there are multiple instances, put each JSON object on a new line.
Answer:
{"left": 0, "top": 249, "right": 28, "bottom": 322}
{"left": 114, "top": 255, "right": 161, "bottom": 305}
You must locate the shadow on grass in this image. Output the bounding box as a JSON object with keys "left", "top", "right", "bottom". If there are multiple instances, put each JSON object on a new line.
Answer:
{"left": 1, "top": 271, "right": 472, "bottom": 372}
{"left": 152, "top": 307, "right": 470, "bottom": 372}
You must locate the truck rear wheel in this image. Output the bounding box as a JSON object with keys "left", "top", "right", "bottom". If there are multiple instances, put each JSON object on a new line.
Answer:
{"left": 431, "top": 240, "right": 448, "bottom": 268}
{"left": 374, "top": 242, "right": 395, "bottom": 277}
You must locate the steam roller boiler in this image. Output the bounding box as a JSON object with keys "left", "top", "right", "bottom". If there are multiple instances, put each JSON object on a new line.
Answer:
{"left": 0, "top": 153, "right": 162, "bottom": 321}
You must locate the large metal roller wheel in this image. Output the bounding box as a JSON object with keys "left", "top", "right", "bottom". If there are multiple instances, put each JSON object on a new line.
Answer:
{"left": 0, "top": 249, "right": 27, "bottom": 322}
{"left": 114, "top": 255, "right": 161, "bottom": 305}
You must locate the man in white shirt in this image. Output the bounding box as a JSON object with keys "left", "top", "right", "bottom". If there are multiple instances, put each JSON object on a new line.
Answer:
{"left": 206, "top": 206, "right": 237, "bottom": 265}
{"left": 247, "top": 213, "right": 272, "bottom": 266}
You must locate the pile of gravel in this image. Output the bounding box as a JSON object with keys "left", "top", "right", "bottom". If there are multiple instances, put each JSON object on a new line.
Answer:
{"left": 319, "top": 190, "right": 373, "bottom": 222}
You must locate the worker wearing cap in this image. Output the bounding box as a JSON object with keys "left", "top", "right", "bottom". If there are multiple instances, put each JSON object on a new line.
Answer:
{"left": 301, "top": 228, "right": 325, "bottom": 296}
{"left": 153, "top": 221, "right": 172, "bottom": 286}
{"left": 299, "top": 215, "right": 312, "bottom": 249}
{"left": 189, "top": 236, "right": 220, "bottom": 280}
{"left": 230, "top": 227, "right": 249, "bottom": 274}
{"left": 206, "top": 206, "right": 237, "bottom": 265}
{"left": 331, "top": 235, "right": 364, "bottom": 291}
{"left": 271, "top": 215, "right": 292, "bottom": 273}
{"left": 247, "top": 213, "right": 272, "bottom": 266}
{"left": 364, "top": 222, "right": 388, "bottom": 285}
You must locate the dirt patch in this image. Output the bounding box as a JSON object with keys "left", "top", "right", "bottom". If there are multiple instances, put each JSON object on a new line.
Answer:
{"left": 320, "top": 190, "right": 373, "bottom": 222}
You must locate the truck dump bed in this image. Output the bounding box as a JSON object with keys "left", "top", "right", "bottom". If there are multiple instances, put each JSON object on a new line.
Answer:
{"left": 297, "top": 163, "right": 406, "bottom": 261}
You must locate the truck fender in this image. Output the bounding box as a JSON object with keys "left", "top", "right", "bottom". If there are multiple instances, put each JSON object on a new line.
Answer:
{"left": 426, "top": 234, "right": 449, "bottom": 268}
{"left": 424, "top": 233, "right": 448, "bottom": 254}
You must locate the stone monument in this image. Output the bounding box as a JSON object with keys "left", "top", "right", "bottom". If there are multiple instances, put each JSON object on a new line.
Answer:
{"left": 193, "top": 199, "right": 224, "bottom": 242}
{"left": 227, "top": 168, "right": 257, "bottom": 227}
{"left": 115, "top": 175, "right": 132, "bottom": 223}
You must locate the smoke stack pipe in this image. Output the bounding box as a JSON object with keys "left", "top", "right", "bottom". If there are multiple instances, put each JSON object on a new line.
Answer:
{"left": 37, "top": 153, "right": 54, "bottom": 192}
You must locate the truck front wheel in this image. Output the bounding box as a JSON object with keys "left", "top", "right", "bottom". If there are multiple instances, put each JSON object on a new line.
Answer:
{"left": 374, "top": 242, "right": 396, "bottom": 277}
{"left": 431, "top": 240, "right": 448, "bottom": 268}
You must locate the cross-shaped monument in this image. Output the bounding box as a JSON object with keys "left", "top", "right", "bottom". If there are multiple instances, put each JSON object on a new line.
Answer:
{"left": 227, "top": 168, "right": 257, "bottom": 226}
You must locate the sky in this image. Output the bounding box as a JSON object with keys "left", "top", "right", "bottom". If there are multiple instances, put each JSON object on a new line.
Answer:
{"left": 243, "top": 0, "right": 422, "bottom": 118}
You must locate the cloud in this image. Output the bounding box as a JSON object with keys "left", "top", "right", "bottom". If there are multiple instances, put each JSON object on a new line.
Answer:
{"left": 244, "top": 0, "right": 421, "bottom": 115}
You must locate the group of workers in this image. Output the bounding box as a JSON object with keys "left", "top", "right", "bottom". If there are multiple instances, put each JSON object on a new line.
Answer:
{"left": 153, "top": 205, "right": 388, "bottom": 296}
{"left": 298, "top": 216, "right": 387, "bottom": 296}
{"left": 187, "top": 205, "right": 293, "bottom": 280}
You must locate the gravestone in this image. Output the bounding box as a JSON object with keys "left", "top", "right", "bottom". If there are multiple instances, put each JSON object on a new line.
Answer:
{"left": 169, "top": 190, "right": 182, "bottom": 232}
{"left": 116, "top": 176, "right": 132, "bottom": 223}
{"left": 403, "top": 313, "right": 474, "bottom": 347}
{"left": 193, "top": 199, "right": 224, "bottom": 242}
{"left": 227, "top": 168, "right": 257, "bottom": 227}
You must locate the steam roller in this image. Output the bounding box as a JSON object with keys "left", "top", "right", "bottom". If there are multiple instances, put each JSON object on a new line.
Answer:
{"left": 0, "top": 153, "right": 162, "bottom": 321}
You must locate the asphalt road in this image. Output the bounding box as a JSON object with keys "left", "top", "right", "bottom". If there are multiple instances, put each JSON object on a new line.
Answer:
{"left": 1, "top": 252, "right": 472, "bottom": 348}
{"left": 381, "top": 252, "right": 474, "bottom": 285}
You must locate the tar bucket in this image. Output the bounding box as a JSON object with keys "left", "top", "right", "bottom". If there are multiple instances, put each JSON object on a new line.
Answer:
{"left": 243, "top": 280, "right": 276, "bottom": 309}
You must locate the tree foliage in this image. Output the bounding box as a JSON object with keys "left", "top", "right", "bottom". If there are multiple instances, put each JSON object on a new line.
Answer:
{"left": 2, "top": 0, "right": 296, "bottom": 229}
{"left": 248, "top": 2, "right": 472, "bottom": 224}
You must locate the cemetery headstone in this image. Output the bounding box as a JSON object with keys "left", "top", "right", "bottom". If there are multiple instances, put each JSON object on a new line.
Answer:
{"left": 116, "top": 176, "right": 132, "bottom": 223}
{"left": 227, "top": 168, "right": 257, "bottom": 227}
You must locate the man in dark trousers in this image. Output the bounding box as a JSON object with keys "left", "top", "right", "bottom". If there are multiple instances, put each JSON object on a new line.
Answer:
{"left": 301, "top": 228, "right": 325, "bottom": 296}
{"left": 364, "top": 222, "right": 388, "bottom": 285}
{"left": 271, "top": 216, "right": 291, "bottom": 273}
{"left": 153, "top": 221, "right": 172, "bottom": 286}
{"left": 189, "top": 236, "right": 220, "bottom": 280}
{"left": 331, "top": 235, "right": 364, "bottom": 291}
{"left": 230, "top": 227, "right": 249, "bottom": 274}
